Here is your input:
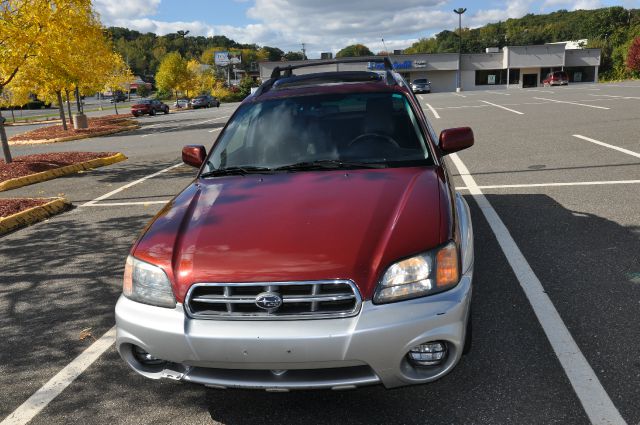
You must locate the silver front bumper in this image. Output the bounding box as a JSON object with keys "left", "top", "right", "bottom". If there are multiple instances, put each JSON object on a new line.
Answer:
{"left": 116, "top": 272, "right": 471, "bottom": 390}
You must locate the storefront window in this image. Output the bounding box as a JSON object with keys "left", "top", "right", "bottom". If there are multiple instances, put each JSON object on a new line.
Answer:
{"left": 475, "top": 69, "right": 508, "bottom": 85}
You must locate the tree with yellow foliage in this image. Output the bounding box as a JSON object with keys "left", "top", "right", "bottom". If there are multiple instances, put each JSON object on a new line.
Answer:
{"left": 104, "top": 53, "right": 134, "bottom": 115}
{"left": 156, "top": 52, "right": 188, "bottom": 104}
{"left": 0, "top": 0, "right": 122, "bottom": 161}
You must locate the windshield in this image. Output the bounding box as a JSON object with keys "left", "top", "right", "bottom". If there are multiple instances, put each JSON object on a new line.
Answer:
{"left": 413, "top": 79, "right": 428, "bottom": 84}
{"left": 137, "top": 100, "right": 151, "bottom": 104}
{"left": 203, "top": 92, "right": 432, "bottom": 174}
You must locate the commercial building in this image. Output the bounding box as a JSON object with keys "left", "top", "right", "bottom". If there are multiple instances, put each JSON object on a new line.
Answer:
{"left": 259, "top": 44, "right": 601, "bottom": 92}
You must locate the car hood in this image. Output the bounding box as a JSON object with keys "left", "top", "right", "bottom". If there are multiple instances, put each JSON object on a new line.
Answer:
{"left": 133, "top": 167, "right": 445, "bottom": 302}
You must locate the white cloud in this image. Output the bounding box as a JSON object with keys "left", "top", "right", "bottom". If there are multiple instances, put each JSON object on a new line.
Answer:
{"left": 94, "top": 0, "right": 161, "bottom": 22}
{"left": 94, "top": 0, "right": 566, "bottom": 57}
{"left": 541, "top": 0, "right": 602, "bottom": 10}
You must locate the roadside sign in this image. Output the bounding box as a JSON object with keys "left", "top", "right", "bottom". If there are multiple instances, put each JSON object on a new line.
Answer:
{"left": 215, "top": 51, "right": 242, "bottom": 66}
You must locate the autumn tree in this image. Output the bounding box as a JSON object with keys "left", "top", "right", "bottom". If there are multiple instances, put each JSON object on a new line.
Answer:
{"left": 627, "top": 37, "right": 640, "bottom": 76}
{"left": 0, "top": 0, "right": 58, "bottom": 162}
{"left": 156, "top": 52, "right": 189, "bottom": 103}
{"left": 104, "top": 53, "right": 134, "bottom": 114}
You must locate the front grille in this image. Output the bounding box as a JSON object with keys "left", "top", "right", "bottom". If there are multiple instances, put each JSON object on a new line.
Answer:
{"left": 185, "top": 280, "right": 361, "bottom": 320}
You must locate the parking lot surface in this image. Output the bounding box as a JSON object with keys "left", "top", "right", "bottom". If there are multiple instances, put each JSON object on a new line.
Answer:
{"left": 1, "top": 83, "right": 639, "bottom": 424}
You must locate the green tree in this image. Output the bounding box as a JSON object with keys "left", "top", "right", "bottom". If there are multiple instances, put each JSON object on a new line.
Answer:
{"left": 336, "top": 44, "right": 374, "bottom": 58}
{"left": 283, "top": 51, "right": 304, "bottom": 60}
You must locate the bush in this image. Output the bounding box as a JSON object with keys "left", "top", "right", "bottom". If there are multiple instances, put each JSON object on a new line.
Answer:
{"left": 136, "top": 84, "right": 151, "bottom": 98}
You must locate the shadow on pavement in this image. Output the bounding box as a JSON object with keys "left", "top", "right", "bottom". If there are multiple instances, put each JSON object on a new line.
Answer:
{"left": 0, "top": 211, "right": 151, "bottom": 419}
{"left": 6, "top": 193, "right": 638, "bottom": 424}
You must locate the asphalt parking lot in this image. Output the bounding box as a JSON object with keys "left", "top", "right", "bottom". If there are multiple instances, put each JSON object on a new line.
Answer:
{"left": 1, "top": 82, "right": 639, "bottom": 424}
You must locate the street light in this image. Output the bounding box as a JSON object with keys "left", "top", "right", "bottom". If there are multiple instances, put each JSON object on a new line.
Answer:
{"left": 454, "top": 7, "right": 467, "bottom": 92}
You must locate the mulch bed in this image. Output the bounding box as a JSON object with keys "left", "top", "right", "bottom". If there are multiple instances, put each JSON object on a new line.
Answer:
{"left": 0, "top": 152, "right": 118, "bottom": 183}
{"left": 0, "top": 198, "right": 48, "bottom": 218}
{"left": 9, "top": 114, "right": 135, "bottom": 142}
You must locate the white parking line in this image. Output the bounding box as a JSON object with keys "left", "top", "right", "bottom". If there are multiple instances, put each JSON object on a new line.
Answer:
{"left": 208, "top": 127, "right": 223, "bottom": 133}
{"left": 453, "top": 93, "right": 467, "bottom": 98}
{"left": 479, "top": 100, "right": 524, "bottom": 115}
{"left": 573, "top": 134, "right": 640, "bottom": 159}
{"left": 485, "top": 90, "right": 510, "bottom": 95}
{"left": 526, "top": 89, "right": 555, "bottom": 94}
{"left": 424, "top": 103, "right": 440, "bottom": 119}
{"left": 455, "top": 179, "right": 640, "bottom": 190}
{"left": 0, "top": 327, "right": 116, "bottom": 425}
{"left": 589, "top": 94, "right": 640, "bottom": 100}
{"left": 141, "top": 115, "right": 229, "bottom": 137}
{"left": 533, "top": 97, "right": 610, "bottom": 110}
{"left": 79, "top": 163, "right": 183, "bottom": 207}
{"left": 81, "top": 200, "right": 170, "bottom": 206}
{"left": 449, "top": 153, "right": 625, "bottom": 425}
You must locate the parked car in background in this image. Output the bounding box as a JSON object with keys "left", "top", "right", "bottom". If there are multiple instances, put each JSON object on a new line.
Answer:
{"left": 131, "top": 99, "right": 169, "bottom": 117}
{"left": 116, "top": 58, "right": 475, "bottom": 391}
{"left": 191, "top": 94, "right": 220, "bottom": 108}
{"left": 110, "top": 92, "right": 127, "bottom": 103}
{"left": 543, "top": 71, "right": 569, "bottom": 86}
{"left": 411, "top": 78, "right": 431, "bottom": 94}
{"left": 174, "top": 98, "right": 191, "bottom": 108}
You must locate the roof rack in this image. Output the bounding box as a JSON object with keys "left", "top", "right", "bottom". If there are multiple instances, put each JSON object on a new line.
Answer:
{"left": 270, "top": 57, "right": 393, "bottom": 79}
{"left": 252, "top": 57, "right": 395, "bottom": 98}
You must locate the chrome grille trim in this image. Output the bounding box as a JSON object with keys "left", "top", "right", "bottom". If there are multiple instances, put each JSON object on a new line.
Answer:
{"left": 184, "top": 280, "right": 362, "bottom": 320}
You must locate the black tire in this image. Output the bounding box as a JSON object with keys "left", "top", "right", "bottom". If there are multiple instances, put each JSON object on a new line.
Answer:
{"left": 216, "top": 102, "right": 220, "bottom": 107}
{"left": 462, "top": 311, "right": 472, "bottom": 354}
{"left": 164, "top": 107, "right": 169, "bottom": 114}
{"left": 150, "top": 109, "right": 156, "bottom": 116}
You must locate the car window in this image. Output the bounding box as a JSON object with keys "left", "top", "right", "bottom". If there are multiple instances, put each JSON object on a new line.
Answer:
{"left": 413, "top": 79, "right": 428, "bottom": 84}
{"left": 204, "top": 92, "right": 432, "bottom": 172}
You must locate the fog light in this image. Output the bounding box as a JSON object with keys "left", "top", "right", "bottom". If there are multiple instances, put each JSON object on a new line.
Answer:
{"left": 408, "top": 341, "right": 448, "bottom": 366}
{"left": 132, "top": 345, "right": 166, "bottom": 366}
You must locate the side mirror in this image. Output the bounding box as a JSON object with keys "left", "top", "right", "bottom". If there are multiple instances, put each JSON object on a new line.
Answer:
{"left": 439, "top": 127, "right": 474, "bottom": 154}
{"left": 182, "top": 145, "right": 206, "bottom": 168}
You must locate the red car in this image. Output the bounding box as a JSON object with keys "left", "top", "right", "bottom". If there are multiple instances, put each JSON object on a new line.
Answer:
{"left": 131, "top": 99, "right": 169, "bottom": 117}
{"left": 543, "top": 71, "right": 569, "bottom": 86}
{"left": 116, "top": 58, "right": 475, "bottom": 390}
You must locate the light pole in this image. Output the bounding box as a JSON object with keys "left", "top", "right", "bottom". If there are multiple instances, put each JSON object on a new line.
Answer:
{"left": 454, "top": 7, "right": 466, "bottom": 92}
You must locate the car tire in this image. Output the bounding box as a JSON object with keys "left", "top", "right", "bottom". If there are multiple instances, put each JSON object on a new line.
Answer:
{"left": 150, "top": 109, "right": 156, "bottom": 116}
{"left": 216, "top": 102, "right": 220, "bottom": 107}
{"left": 164, "top": 107, "right": 169, "bottom": 114}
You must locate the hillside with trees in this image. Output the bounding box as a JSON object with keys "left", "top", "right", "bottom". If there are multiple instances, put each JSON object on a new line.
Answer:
{"left": 404, "top": 7, "right": 640, "bottom": 80}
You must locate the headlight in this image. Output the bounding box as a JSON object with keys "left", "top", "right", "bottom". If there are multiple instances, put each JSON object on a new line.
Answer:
{"left": 373, "top": 241, "right": 460, "bottom": 304}
{"left": 123, "top": 256, "right": 176, "bottom": 308}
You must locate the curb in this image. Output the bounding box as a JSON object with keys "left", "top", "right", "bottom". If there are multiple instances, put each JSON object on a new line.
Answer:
{"left": 0, "top": 152, "right": 128, "bottom": 192}
{"left": 0, "top": 197, "right": 70, "bottom": 236}
{"left": 9, "top": 124, "right": 140, "bottom": 145}
{"left": 4, "top": 119, "right": 63, "bottom": 126}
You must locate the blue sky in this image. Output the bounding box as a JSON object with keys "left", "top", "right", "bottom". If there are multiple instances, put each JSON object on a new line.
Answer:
{"left": 95, "top": 0, "right": 639, "bottom": 57}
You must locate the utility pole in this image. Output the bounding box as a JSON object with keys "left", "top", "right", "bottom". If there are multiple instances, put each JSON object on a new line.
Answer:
{"left": 454, "top": 7, "right": 467, "bottom": 92}
{"left": 301, "top": 43, "right": 307, "bottom": 60}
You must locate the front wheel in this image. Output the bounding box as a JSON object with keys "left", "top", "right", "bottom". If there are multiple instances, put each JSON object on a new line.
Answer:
{"left": 164, "top": 107, "right": 169, "bottom": 114}
{"left": 149, "top": 109, "right": 156, "bottom": 116}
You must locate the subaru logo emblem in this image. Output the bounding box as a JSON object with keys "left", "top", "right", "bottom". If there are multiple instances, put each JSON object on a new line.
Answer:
{"left": 255, "top": 292, "right": 283, "bottom": 310}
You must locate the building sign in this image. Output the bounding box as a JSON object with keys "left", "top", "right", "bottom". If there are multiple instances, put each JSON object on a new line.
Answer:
{"left": 215, "top": 51, "right": 242, "bottom": 66}
{"left": 367, "top": 60, "right": 413, "bottom": 70}
{"left": 413, "top": 60, "right": 427, "bottom": 68}
{"left": 488, "top": 74, "right": 496, "bottom": 84}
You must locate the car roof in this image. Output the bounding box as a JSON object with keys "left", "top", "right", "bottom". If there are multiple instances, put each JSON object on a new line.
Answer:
{"left": 246, "top": 58, "right": 412, "bottom": 104}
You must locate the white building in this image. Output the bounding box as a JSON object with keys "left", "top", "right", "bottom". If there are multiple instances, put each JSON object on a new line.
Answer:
{"left": 259, "top": 44, "right": 601, "bottom": 92}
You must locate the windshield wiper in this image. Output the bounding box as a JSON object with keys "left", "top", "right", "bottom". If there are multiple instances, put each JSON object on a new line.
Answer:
{"left": 200, "top": 166, "right": 273, "bottom": 178}
{"left": 275, "top": 159, "right": 387, "bottom": 171}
